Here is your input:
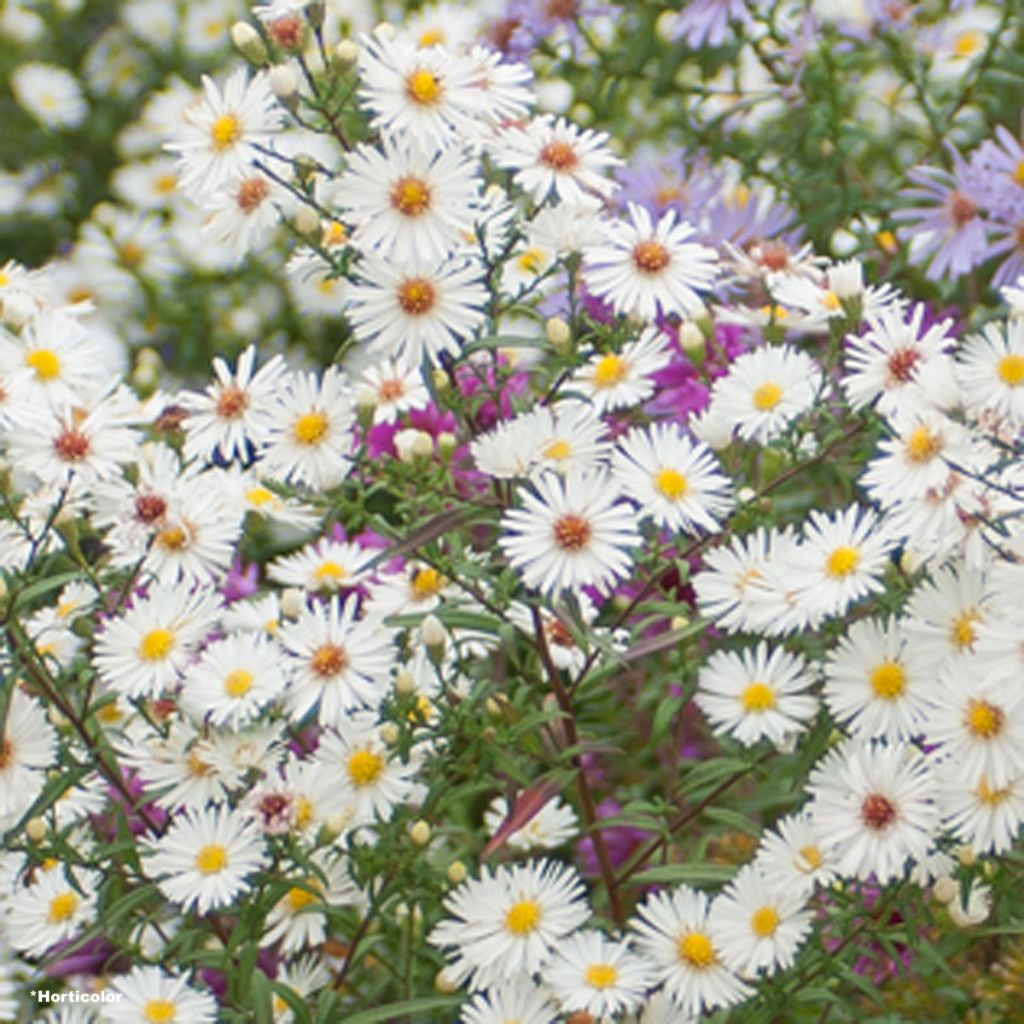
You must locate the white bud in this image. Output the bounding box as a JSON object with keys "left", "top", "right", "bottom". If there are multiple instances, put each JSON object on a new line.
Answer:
{"left": 294, "top": 204, "right": 320, "bottom": 236}
{"left": 268, "top": 64, "right": 299, "bottom": 102}
{"left": 932, "top": 876, "right": 959, "bottom": 905}
{"left": 420, "top": 613, "right": 446, "bottom": 650}
{"left": 373, "top": 22, "right": 396, "bottom": 41}
{"left": 394, "top": 668, "right": 416, "bottom": 696}
{"left": 333, "top": 38, "right": 359, "bottom": 68}
{"left": 394, "top": 428, "right": 433, "bottom": 463}
{"left": 280, "top": 587, "right": 305, "bottom": 618}
{"left": 231, "top": 21, "right": 268, "bottom": 64}
{"left": 379, "top": 722, "right": 399, "bottom": 745}
{"left": 545, "top": 316, "right": 571, "bottom": 349}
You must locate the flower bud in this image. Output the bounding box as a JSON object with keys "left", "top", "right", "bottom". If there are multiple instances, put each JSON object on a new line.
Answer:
{"left": 678, "top": 320, "right": 705, "bottom": 367}
{"left": 545, "top": 316, "right": 572, "bottom": 351}
{"left": 231, "top": 21, "right": 269, "bottom": 64}
{"left": 333, "top": 38, "right": 359, "bottom": 69}
{"left": 957, "top": 845, "right": 977, "bottom": 868}
{"left": 294, "top": 204, "right": 320, "bottom": 237}
{"left": 373, "top": 22, "right": 396, "bottom": 41}
{"left": 394, "top": 668, "right": 416, "bottom": 696}
{"left": 269, "top": 64, "right": 300, "bottom": 105}
{"left": 436, "top": 431, "right": 457, "bottom": 461}
{"left": 379, "top": 722, "right": 399, "bottom": 745}
{"left": 409, "top": 820, "right": 431, "bottom": 846}
{"left": 1, "top": 292, "right": 36, "bottom": 329}
{"left": 395, "top": 428, "right": 433, "bottom": 463}
{"left": 435, "top": 968, "right": 458, "bottom": 994}
{"left": 932, "top": 876, "right": 958, "bottom": 904}
{"left": 446, "top": 860, "right": 467, "bottom": 885}
{"left": 280, "top": 587, "right": 305, "bottom": 618}
{"left": 25, "top": 817, "right": 46, "bottom": 842}
{"left": 420, "top": 614, "right": 446, "bottom": 662}
{"left": 431, "top": 367, "right": 450, "bottom": 392}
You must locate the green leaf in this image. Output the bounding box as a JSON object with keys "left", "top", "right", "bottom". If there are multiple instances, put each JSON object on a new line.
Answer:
{"left": 340, "top": 996, "right": 463, "bottom": 1024}
{"left": 632, "top": 862, "right": 737, "bottom": 885}
{"left": 9, "top": 569, "right": 85, "bottom": 614}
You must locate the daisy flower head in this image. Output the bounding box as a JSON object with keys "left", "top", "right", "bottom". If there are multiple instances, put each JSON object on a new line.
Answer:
{"left": 495, "top": 114, "right": 620, "bottom": 207}
{"left": 571, "top": 328, "right": 672, "bottom": 414}
{"left": 7, "top": 863, "right": 98, "bottom": 958}
{"left": 583, "top": 202, "right": 719, "bottom": 320}
{"left": 937, "top": 760, "right": 1024, "bottom": 856}
{"left": 823, "top": 617, "right": 930, "bottom": 741}
{"left": 357, "top": 32, "right": 482, "bottom": 148}
{"left": 359, "top": 358, "right": 430, "bottom": 424}
{"left": 484, "top": 794, "right": 579, "bottom": 851}
{"left": 611, "top": 421, "right": 733, "bottom": 533}
{"left": 708, "top": 863, "right": 812, "bottom": 978}
{"left": 694, "top": 642, "right": 819, "bottom": 748}
{"left": 807, "top": 739, "right": 938, "bottom": 883}
{"left": 268, "top": 536, "right": 375, "bottom": 593}
{"left": 260, "top": 366, "right": 355, "bottom": 490}
{"left": 524, "top": 401, "right": 611, "bottom": 479}
{"left": 429, "top": 859, "right": 590, "bottom": 990}
{"left": 277, "top": 595, "right": 397, "bottom": 724}
{"left": 543, "top": 930, "right": 653, "bottom": 1018}
{"left": 707, "top": 344, "right": 823, "bottom": 444}
{"left": 10, "top": 61, "right": 87, "bottom": 130}
{"left": 143, "top": 804, "right": 267, "bottom": 915}
{"left": 103, "top": 965, "right": 217, "bottom": 1024}
{"left": 166, "top": 68, "right": 284, "bottom": 197}
{"left": 498, "top": 466, "right": 640, "bottom": 598}
{"left": 201, "top": 168, "right": 291, "bottom": 263}
{"left": 753, "top": 810, "right": 837, "bottom": 899}
{"left": 629, "top": 885, "right": 753, "bottom": 1017}
{"left": 460, "top": 979, "right": 556, "bottom": 1024}
{"left": 957, "top": 317, "right": 1024, "bottom": 426}
{"left": 338, "top": 136, "right": 481, "bottom": 263}
{"left": 843, "top": 302, "right": 958, "bottom": 416}
{"left": 345, "top": 254, "right": 487, "bottom": 366}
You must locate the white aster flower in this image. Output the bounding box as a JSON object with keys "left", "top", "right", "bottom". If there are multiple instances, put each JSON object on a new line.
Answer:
{"left": 957, "top": 317, "right": 1024, "bottom": 426}
{"left": 459, "top": 979, "right": 556, "bottom": 1024}
{"left": 753, "top": 810, "right": 837, "bottom": 899}
{"left": 10, "top": 62, "right": 87, "bottom": 129}
{"left": 484, "top": 795, "right": 579, "bottom": 851}
{"left": 0, "top": 688, "right": 58, "bottom": 820}
{"left": 359, "top": 358, "right": 430, "bottom": 424}
{"left": 103, "top": 965, "right": 217, "bottom": 1024}
{"left": 7, "top": 863, "right": 99, "bottom": 958}
{"left": 571, "top": 328, "right": 672, "bottom": 413}
{"left": 937, "top": 761, "right": 1024, "bottom": 856}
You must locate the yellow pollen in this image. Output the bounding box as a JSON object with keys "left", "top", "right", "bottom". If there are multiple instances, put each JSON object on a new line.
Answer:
{"left": 654, "top": 467, "right": 688, "bottom": 500}
{"left": 741, "top": 681, "right": 776, "bottom": 712}
{"left": 139, "top": 628, "right": 174, "bottom": 661}
{"left": 584, "top": 963, "right": 618, "bottom": 989}
{"left": 825, "top": 545, "right": 860, "bottom": 578}
{"left": 517, "top": 247, "right": 545, "bottom": 273}
{"left": 593, "top": 353, "right": 627, "bottom": 388}
{"left": 224, "top": 669, "right": 253, "bottom": 698}
{"left": 870, "top": 661, "right": 906, "bottom": 700}
{"left": 390, "top": 176, "right": 432, "bottom": 217}
{"left": 823, "top": 290, "right": 842, "bottom": 311}
{"left": 953, "top": 30, "right": 983, "bottom": 57}
{"left": 245, "top": 486, "right": 274, "bottom": 506}
{"left": 48, "top": 891, "right": 79, "bottom": 923}
{"left": 293, "top": 410, "right": 329, "bottom": 445}
{"left": 965, "top": 699, "right": 1003, "bottom": 739}
{"left": 677, "top": 931, "right": 715, "bottom": 968}
{"left": 154, "top": 173, "right": 177, "bottom": 194}
{"left": 997, "top": 353, "right": 1024, "bottom": 386}
{"left": 119, "top": 241, "right": 144, "bottom": 268}
{"left": 57, "top": 600, "right": 77, "bottom": 618}
{"left": 195, "top": 843, "right": 228, "bottom": 875}
{"left": 505, "top": 899, "right": 541, "bottom": 935}
{"left": 411, "top": 567, "right": 444, "bottom": 599}
{"left": 287, "top": 883, "right": 319, "bottom": 911}
{"left": 323, "top": 221, "right": 347, "bottom": 247}
{"left": 905, "top": 425, "right": 941, "bottom": 462}
{"left": 295, "top": 796, "right": 313, "bottom": 829}
{"left": 396, "top": 277, "right": 436, "bottom": 315}
{"left": 406, "top": 69, "right": 442, "bottom": 105}
{"left": 750, "top": 905, "right": 779, "bottom": 938}
{"left": 143, "top": 1000, "right": 177, "bottom": 1023}
{"left": 314, "top": 561, "right": 348, "bottom": 584}
{"left": 0, "top": 271, "right": 8, "bottom": 286}
{"left": 951, "top": 610, "right": 980, "bottom": 650}
{"left": 876, "top": 229, "right": 898, "bottom": 253}
{"left": 796, "top": 844, "right": 822, "bottom": 872}
{"left": 752, "top": 381, "right": 782, "bottom": 410}
{"left": 186, "top": 749, "right": 213, "bottom": 778}
{"left": 730, "top": 184, "right": 750, "bottom": 209}
{"left": 347, "top": 749, "right": 384, "bottom": 787}
{"left": 542, "top": 439, "right": 572, "bottom": 462}
{"left": 210, "top": 113, "right": 241, "bottom": 151}
{"left": 976, "top": 775, "right": 1010, "bottom": 806}
{"left": 1013, "top": 160, "right": 1024, "bottom": 187}
{"left": 417, "top": 28, "right": 445, "bottom": 47}
{"left": 26, "top": 348, "right": 61, "bottom": 381}
{"left": 156, "top": 526, "right": 187, "bottom": 550}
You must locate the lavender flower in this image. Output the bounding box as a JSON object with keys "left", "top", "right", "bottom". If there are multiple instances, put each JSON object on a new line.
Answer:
{"left": 671, "top": 0, "right": 752, "bottom": 49}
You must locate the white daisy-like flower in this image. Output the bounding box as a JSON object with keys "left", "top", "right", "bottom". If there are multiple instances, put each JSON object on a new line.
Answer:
{"left": 345, "top": 254, "right": 488, "bottom": 366}
{"left": 543, "top": 930, "right": 653, "bottom": 1018}
{"left": 103, "top": 965, "right": 218, "bottom": 1024}
{"left": 694, "top": 642, "right": 819, "bottom": 748}
{"left": 459, "top": 979, "right": 556, "bottom": 1024}
{"left": 570, "top": 328, "right": 672, "bottom": 414}
{"left": 465, "top": 45, "right": 535, "bottom": 126}
{"left": 201, "top": 168, "right": 290, "bottom": 264}
{"left": 528, "top": 401, "right": 611, "bottom": 478}
{"left": 93, "top": 583, "right": 221, "bottom": 699}
{"left": 921, "top": 669, "right": 1024, "bottom": 790}
{"left": 339, "top": 136, "right": 481, "bottom": 263}
{"left": 484, "top": 795, "right": 579, "bottom": 851}
{"left": 366, "top": 561, "right": 453, "bottom": 619}
{"left": 707, "top": 344, "right": 824, "bottom": 444}
{"left": 166, "top": 68, "right": 284, "bottom": 196}
{"left": 807, "top": 739, "right": 938, "bottom": 883}
{"left": 822, "top": 616, "right": 929, "bottom": 741}
{"left": 144, "top": 805, "right": 267, "bottom": 915}
{"left": 583, "top": 202, "right": 719, "bottom": 320}
{"left": 357, "top": 33, "right": 482, "bottom": 147}
{"left": 629, "top": 885, "right": 753, "bottom": 1017}
{"left": 269, "top": 536, "right": 375, "bottom": 593}
{"left": 753, "top": 810, "right": 837, "bottom": 899}
{"left": 181, "top": 344, "right": 288, "bottom": 464}
{"left": 260, "top": 367, "right": 355, "bottom": 490}
{"left": 499, "top": 467, "right": 640, "bottom": 597}
{"left": 180, "top": 631, "right": 287, "bottom": 729}
{"left": 611, "top": 421, "right": 733, "bottom": 533}
{"left": 429, "top": 859, "right": 590, "bottom": 990}
{"left": 957, "top": 317, "right": 1024, "bottom": 425}
{"left": 7, "top": 863, "right": 99, "bottom": 958}
{"left": 937, "top": 761, "right": 1024, "bottom": 855}
{"left": 10, "top": 61, "right": 87, "bottom": 129}
{"left": 277, "top": 595, "right": 396, "bottom": 724}
{"left": 708, "top": 864, "right": 812, "bottom": 979}
{"left": 270, "top": 955, "right": 332, "bottom": 1024}
{"left": 495, "top": 114, "right": 620, "bottom": 206}
{"left": 359, "top": 358, "right": 430, "bottom": 424}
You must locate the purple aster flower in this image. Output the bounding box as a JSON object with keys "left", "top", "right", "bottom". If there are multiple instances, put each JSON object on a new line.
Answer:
{"left": 703, "top": 181, "right": 798, "bottom": 248}
{"left": 615, "top": 147, "right": 723, "bottom": 223}
{"left": 893, "top": 144, "right": 989, "bottom": 280}
{"left": 671, "top": 0, "right": 752, "bottom": 49}
{"left": 982, "top": 208, "right": 1024, "bottom": 287}
{"left": 489, "top": 0, "right": 610, "bottom": 59}
{"left": 970, "top": 125, "right": 1024, "bottom": 220}
{"left": 223, "top": 558, "right": 259, "bottom": 603}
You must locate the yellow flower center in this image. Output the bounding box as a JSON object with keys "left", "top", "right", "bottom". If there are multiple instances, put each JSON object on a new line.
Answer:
{"left": 584, "top": 962, "right": 618, "bottom": 989}
{"left": 347, "top": 749, "right": 384, "bottom": 787}
{"left": 905, "top": 425, "right": 941, "bottom": 462}
{"left": 965, "top": 699, "right": 1003, "bottom": 739}
{"left": 505, "top": 899, "right": 541, "bottom": 935}
{"left": 390, "top": 176, "right": 432, "bottom": 217}
{"left": 796, "top": 844, "right": 822, "bottom": 873}
{"left": 976, "top": 775, "right": 1010, "bottom": 806}
{"left": 310, "top": 643, "right": 347, "bottom": 678}
{"left": 26, "top": 348, "right": 61, "bottom": 381}
{"left": 593, "top": 353, "right": 627, "bottom": 388}
{"left": 405, "top": 69, "right": 441, "bottom": 105}
{"left": 195, "top": 843, "right": 228, "bottom": 875}
{"left": 953, "top": 30, "right": 983, "bottom": 57}
{"left": 411, "top": 567, "right": 444, "bottom": 600}
{"left": 825, "top": 545, "right": 860, "bottom": 578}
{"left": 750, "top": 905, "right": 779, "bottom": 938}
{"left": 654, "top": 467, "right": 688, "bottom": 500}
{"left": 396, "top": 277, "right": 436, "bottom": 315}
{"left": 154, "top": 173, "right": 178, "bottom": 194}
{"left": 245, "top": 486, "right": 274, "bottom": 506}
{"left": 224, "top": 669, "right": 253, "bottom": 698}
{"left": 210, "top": 113, "right": 241, "bottom": 151}
{"left": 870, "top": 661, "right": 906, "bottom": 700}
{"left": 417, "top": 28, "right": 445, "bottom": 46}
{"left": 823, "top": 290, "right": 842, "bottom": 311}
{"left": 997, "top": 353, "right": 1024, "bottom": 386}
{"left": 314, "top": 560, "right": 348, "bottom": 585}
{"left": 677, "top": 931, "right": 715, "bottom": 969}
{"left": 517, "top": 247, "right": 545, "bottom": 274}
{"left": 156, "top": 526, "right": 188, "bottom": 551}
{"left": 119, "top": 241, "right": 144, "bottom": 269}
{"left": 143, "top": 1000, "right": 177, "bottom": 1023}
{"left": 542, "top": 439, "right": 572, "bottom": 462}
{"left": 139, "top": 628, "right": 174, "bottom": 661}
{"left": 287, "top": 883, "right": 319, "bottom": 911}
{"left": 741, "top": 681, "right": 776, "bottom": 712}
{"left": 752, "top": 381, "right": 782, "bottom": 410}
{"left": 293, "top": 410, "right": 329, "bottom": 445}
{"left": 951, "top": 610, "right": 980, "bottom": 650}
{"left": 48, "top": 891, "right": 79, "bottom": 923}
{"left": 295, "top": 795, "right": 313, "bottom": 829}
